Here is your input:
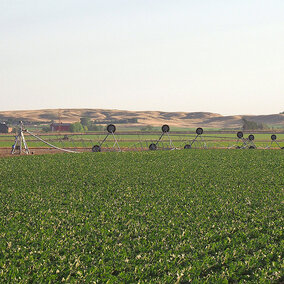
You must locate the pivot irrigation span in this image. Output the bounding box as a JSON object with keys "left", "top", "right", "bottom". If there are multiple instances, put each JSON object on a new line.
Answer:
{"left": 5, "top": 123, "right": 284, "bottom": 155}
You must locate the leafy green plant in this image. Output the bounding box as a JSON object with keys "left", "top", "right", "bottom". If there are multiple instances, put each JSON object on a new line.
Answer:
{"left": 0, "top": 150, "right": 283, "bottom": 282}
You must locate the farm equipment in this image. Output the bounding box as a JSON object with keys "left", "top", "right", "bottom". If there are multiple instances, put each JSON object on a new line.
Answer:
{"left": 265, "top": 134, "right": 284, "bottom": 149}
{"left": 184, "top": 128, "right": 207, "bottom": 149}
{"left": 92, "top": 124, "right": 121, "bottom": 152}
{"left": 149, "top": 125, "right": 175, "bottom": 151}
{"left": 11, "top": 121, "right": 79, "bottom": 154}
{"left": 230, "top": 131, "right": 257, "bottom": 149}
{"left": 11, "top": 121, "right": 30, "bottom": 155}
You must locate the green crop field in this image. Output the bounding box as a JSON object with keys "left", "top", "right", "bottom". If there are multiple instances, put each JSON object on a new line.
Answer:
{"left": 0, "top": 150, "right": 283, "bottom": 282}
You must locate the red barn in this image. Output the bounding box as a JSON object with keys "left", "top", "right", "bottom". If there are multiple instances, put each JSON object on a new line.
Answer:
{"left": 50, "top": 123, "right": 71, "bottom": 132}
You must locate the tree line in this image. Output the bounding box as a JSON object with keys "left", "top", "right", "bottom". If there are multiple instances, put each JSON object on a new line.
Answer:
{"left": 242, "top": 118, "right": 268, "bottom": 130}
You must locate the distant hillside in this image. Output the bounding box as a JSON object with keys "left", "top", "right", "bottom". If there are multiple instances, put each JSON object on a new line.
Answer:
{"left": 0, "top": 108, "right": 283, "bottom": 129}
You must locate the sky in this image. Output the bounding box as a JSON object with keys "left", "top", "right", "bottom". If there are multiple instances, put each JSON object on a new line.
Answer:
{"left": 0, "top": 0, "right": 283, "bottom": 115}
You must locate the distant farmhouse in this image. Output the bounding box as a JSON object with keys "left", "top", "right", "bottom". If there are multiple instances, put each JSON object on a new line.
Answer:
{"left": 0, "top": 123, "right": 12, "bottom": 133}
{"left": 50, "top": 122, "right": 71, "bottom": 132}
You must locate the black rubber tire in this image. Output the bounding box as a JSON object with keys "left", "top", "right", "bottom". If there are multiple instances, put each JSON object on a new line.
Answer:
{"left": 149, "top": 143, "right": 157, "bottom": 151}
{"left": 162, "top": 125, "right": 170, "bottom": 133}
{"left": 196, "top": 128, "right": 203, "bottom": 135}
{"left": 249, "top": 145, "right": 256, "bottom": 149}
{"left": 92, "top": 145, "right": 101, "bottom": 152}
{"left": 248, "top": 134, "right": 255, "bottom": 141}
{"left": 107, "top": 124, "right": 116, "bottom": 133}
{"left": 271, "top": 134, "right": 277, "bottom": 141}
{"left": 236, "top": 146, "right": 241, "bottom": 149}
{"left": 184, "top": 144, "right": 192, "bottom": 149}
{"left": 237, "top": 131, "right": 243, "bottom": 138}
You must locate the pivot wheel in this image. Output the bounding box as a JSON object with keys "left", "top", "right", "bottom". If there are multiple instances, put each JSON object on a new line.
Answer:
{"left": 107, "top": 124, "right": 116, "bottom": 133}
{"left": 184, "top": 144, "right": 192, "bottom": 149}
{"left": 92, "top": 145, "right": 101, "bottom": 152}
{"left": 149, "top": 143, "right": 157, "bottom": 151}
{"left": 248, "top": 134, "right": 255, "bottom": 141}
{"left": 271, "top": 134, "right": 277, "bottom": 141}
{"left": 196, "top": 128, "right": 203, "bottom": 135}
{"left": 162, "top": 125, "right": 170, "bottom": 133}
{"left": 237, "top": 131, "right": 243, "bottom": 139}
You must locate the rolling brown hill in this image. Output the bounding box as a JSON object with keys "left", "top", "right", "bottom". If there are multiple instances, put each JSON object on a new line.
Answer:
{"left": 0, "top": 108, "right": 283, "bottom": 129}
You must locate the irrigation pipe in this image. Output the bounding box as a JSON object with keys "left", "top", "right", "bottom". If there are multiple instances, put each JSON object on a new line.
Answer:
{"left": 26, "top": 130, "right": 80, "bottom": 153}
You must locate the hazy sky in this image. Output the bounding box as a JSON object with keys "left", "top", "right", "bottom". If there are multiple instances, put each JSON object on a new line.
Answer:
{"left": 1, "top": 0, "right": 283, "bottom": 115}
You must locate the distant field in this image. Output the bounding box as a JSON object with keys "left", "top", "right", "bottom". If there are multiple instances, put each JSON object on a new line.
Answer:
{"left": 0, "top": 150, "right": 283, "bottom": 282}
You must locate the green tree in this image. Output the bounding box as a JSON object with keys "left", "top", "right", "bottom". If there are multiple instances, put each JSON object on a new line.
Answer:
{"left": 41, "top": 126, "right": 50, "bottom": 132}
{"left": 242, "top": 118, "right": 268, "bottom": 130}
{"left": 70, "top": 122, "right": 85, "bottom": 133}
{"left": 88, "top": 124, "right": 104, "bottom": 131}
{"left": 80, "top": 117, "right": 91, "bottom": 127}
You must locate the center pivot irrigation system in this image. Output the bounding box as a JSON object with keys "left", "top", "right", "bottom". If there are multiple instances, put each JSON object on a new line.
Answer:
{"left": 265, "top": 134, "right": 284, "bottom": 149}
{"left": 11, "top": 121, "right": 79, "bottom": 155}
{"left": 10, "top": 122, "right": 283, "bottom": 155}
{"left": 11, "top": 122, "right": 122, "bottom": 155}
{"left": 148, "top": 125, "right": 175, "bottom": 151}
{"left": 229, "top": 131, "right": 257, "bottom": 149}
{"left": 184, "top": 127, "right": 207, "bottom": 149}
{"left": 92, "top": 124, "right": 121, "bottom": 152}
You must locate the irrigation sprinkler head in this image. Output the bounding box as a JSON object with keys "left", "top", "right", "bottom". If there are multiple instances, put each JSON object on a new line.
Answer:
{"left": 149, "top": 143, "right": 157, "bottom": 151}
{"left": 237, "top": 131, "right": 243, "bottom": 139}
{"left": 92, "top": 145, "right": 101, "bottom": 152}
{"left": 271, "top": 134, "right": 277, "bottom": 141}
{"left": 196, "top": 128, "right": 203, "bottom": 135}
{"left": 248, "top": 134, "right": 255, "bottom": 141}
{"left": 162, "top": 125, "right": 170, "bottom": 133}
{"left": 184, "top": 144, "right": 192, "bottom": 149}
{"left": 107, "top": 124, "right": 116, "bottom": 133}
